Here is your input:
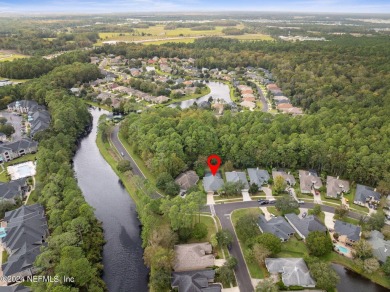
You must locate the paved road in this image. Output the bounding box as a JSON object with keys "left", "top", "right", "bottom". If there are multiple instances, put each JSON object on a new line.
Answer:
{"left": 255, "top": 84, "right": 269, "bottom": 112}
{"left": 213, "top": 200, "right": 363, "bottom": 292}
{"left": 110, "top": 125, "right": 146, "bottom": 179}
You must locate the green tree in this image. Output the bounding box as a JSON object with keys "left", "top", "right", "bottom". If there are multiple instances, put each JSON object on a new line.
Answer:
{"left": 366, "top": 212, "right": 385, "bottom": 231}
{"left": 273, "top": 176, "right": 287, "bottom": 194}
{"left": 253, "top": 233, "right": 282, "bottom": 255}
{"left": 235, "top": 214, "right": 261, "bottom": 244}
{"left": 252, "top": 243, "right": 271, "bottom": 266}
{"left": 117, "top": 160, "right": 132, "bottom": 172}
{"left": 306, "top": 231, "right": 333, "bottom": 256}
{"left": 363, "top": 258, "right": 380, "bottom": 274}
{"left": 275, "top": 197, "right": 299, "bottom": 215}
{"left": 221, "top": 181, "right": 245, "bottom": 197}
{"left": 383, "top": 257, "right": 390, "bottom": 276}
{"left": 216, "top": 229, "right": 233, "bottom": 247}
{"left": 192, "top": 222, "right": 208, "bottom": 240}
{"left": 353, "top": 240, "right": 373, "bottom": 260}
{"left": 217, "top": 265, "right": 235, "bottom": 287}
{"left": 311, "top": 205, "right": 321, "bottom": 216}
{"left": 249, "top": 183, "right": 260, "bottom": 194}
{"left": 309, "top": 261, "right": 340, "bottom": 291}
{"left": 256, "top": 278, "right": 279, "bottom": 292}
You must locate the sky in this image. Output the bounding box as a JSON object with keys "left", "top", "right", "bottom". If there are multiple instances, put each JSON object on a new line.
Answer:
{"left": 0, "top": 0, "right": 389, "bottom": 14}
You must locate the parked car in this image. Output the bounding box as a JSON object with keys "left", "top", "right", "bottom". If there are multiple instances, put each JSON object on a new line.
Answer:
{"left": 298, "top": 200, "right": 305, "bottom": 204}
{"left": 302, "top": 212, "right": 307, "bottom": 218}
{"left": 258, "top": 199, "right": 269, "bottom": 205}
{"left": 121, "top": 152, "right": 125, "bottom": 157}
{"left": 269, "top": 200, "right": 276, "bottom": 204}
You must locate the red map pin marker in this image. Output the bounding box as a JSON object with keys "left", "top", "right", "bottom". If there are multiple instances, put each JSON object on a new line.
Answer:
{"left": 207, "top": 154, "right": 221, "bottom": 176}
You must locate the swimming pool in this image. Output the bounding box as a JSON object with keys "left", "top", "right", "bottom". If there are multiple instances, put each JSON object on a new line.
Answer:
{"left": 336, "top": 245, "right": 349, "bottom": 254}
{"left": 0, "top": 227, "right": 6, "bottom": 238}
{"left": 7, "top": 161, "right": 36, "bottom": 180}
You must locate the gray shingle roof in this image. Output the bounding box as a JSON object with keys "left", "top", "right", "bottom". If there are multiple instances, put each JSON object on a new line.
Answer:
{"left": 258, "top": 215, "right": 295, "bottom": 241}
{"left": 298, "top": 170, "right": 322, "bottom": 193}
{"left": 367, "top": 230, "right": 390, "bottom": 263}
{"left": 172, "top": 270, "right": 221, "bottom": 292}
{"left": 8, "top": 100, "right": 38, "bottom": 110}
{"left": 285, "top": 213, "right": 327, "bottom": 239}
{"left": 0, "top": 178, "right": 28, "bottom": 200}
{"left": 272, "top": 170, "right": 296, "bottom": 186}
{"left": 2, "top": 204, "right": 48, "bottom": 277}
{"left": 326, "top": 176, "right": 350, "bottom": 198}
{"left": 334, "top": 220, "right": 360, "bottom": 242}
{"left": 354, "top": 184, "right": 381, "bottom": 204}
{"left": 225, "top": 171, "right": 249, "bottom": 189}
{"left": 265, "top": 258, "right": 315, "bottom": 287}
{"left": 175, "top": 171, "right": 199, "bottom": 191}
{"left": 203, "top": 173, "right": 224, "bottom": 192}
{"left": 247, "top": 168, "right": 270, "bottom": 187}
{"left": 0, "top": 138, "right": 38, "bottom": 155}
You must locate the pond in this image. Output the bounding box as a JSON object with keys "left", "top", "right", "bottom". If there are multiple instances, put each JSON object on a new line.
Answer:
{"left": 332, "top": 263, "right": 388, "bottom": 292}
{"left": 169, "top": 81, "right": 232, "bottom": 109}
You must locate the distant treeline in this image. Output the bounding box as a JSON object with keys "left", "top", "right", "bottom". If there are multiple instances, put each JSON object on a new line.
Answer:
{"left": 0, "top": 51, "right": 91, "bottom": 79}
{"left": 164, "top": 20, "right": 238, "bottom": 30}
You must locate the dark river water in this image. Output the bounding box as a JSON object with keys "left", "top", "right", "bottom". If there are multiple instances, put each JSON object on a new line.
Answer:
{"left": 73, "top": 108, "right": 149, "bottom": 292}
{"left": 332, "top": 263, "right": 389, "bottom": 292}
{"left": 169, "top": 81, "right": 232, "bottom": 108}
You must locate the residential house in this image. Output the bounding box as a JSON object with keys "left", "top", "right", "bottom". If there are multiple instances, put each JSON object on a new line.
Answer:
{"left": 145, "top": 66, "right": 155, "bottom": 72}
{"left": 280, "top": 107, "right": 304, "bottom": 115}
{"left": 175, "top": 171, "right": 199, "bottom": 192}
{"left": 174, "top": 243, "right": 215, "bottom": 272}
{"left": 334, "top": 220, "right": 361, "bottom": 244}
{"left": 267, "top": 83, "right": 282, "bottom": 95}
{"left": 203, "top": 173, "right": 224, "bottom": 194}
{"left": 243, "top": 96, "right": 256, "bottom": 103}
{"left": 326, "top": 176, "right": 350, "bottom": 198}
{"left": 285, "top": 213, "right": 327, "bottom": 240}
{"left": 265, "top": 258, "right": 315, "bottom": 287}
{"left": 367, "top": 230, "right": 390, "bottom": 263}
{"left": 277, "top": 103, "right": 293, "bottom": 110}
{"left": 272, "top": 170, "right": 296, "bottom": 186}
{"left": 130, "top": 68, "right": 141, "bottom": 77}
{"left": 29, "top": 110, "right": 51, "bottom": 137}
{"left": 0, "top": 138, "right": 38, "bottom": 163}
{"left": 274, "top": 96, "right": 291, "bottom": 104}
{"left": 1, "top": 204, "right": 48, "bottom": 283}
{"left": 299, "top": 170, "right": 322, "bottom": 194}
{"left": 171, "top": 270, "right": 221, "bottom": 292}
{"left": 154, "top": 96, "right": 170, "bottom": 104}
{"left": 258, "top": 215, "right": 295, "bottom": 242}
{"left": 239, "top": 100, "right": 256, "bottom": 110}
{"left": 225, "top": 171, "right": 249, "bottom": 190}
{"left": 0, "top": 178, "right": 29, "bottom": 203}
{"left": 354, "top": 184, "right": 381, "bottom": 206}
{"left": 70, "top": 88, "right": 81, "bottom": 96}
{"left": 247, "top": 168, "right": 270, "bottom": 187}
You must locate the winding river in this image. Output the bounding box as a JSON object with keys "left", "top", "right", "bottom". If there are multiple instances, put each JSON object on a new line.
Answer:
{"left": 169, "top": 81, "right": 232, "bottom": 108}
{"left": 73, "top": 108, "right": 149, "bottom": 292}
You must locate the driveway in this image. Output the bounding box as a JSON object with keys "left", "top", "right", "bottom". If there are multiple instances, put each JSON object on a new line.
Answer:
{"left": 260, "top": 207, "right": 272, "bottom": 220}
{"left": 288, "top": 187, "right": 299, "bottom": 203}
{"left": 324, "top": 212, "right": 335, "bottom": 230}
{"left": 207, "top": 193, "right": 215, "bottom": 205}
{"left": 299, "top": 208, "right": 308, "bottom": 219}
{"left": 242, "top": 190, "right": 251, "bottom": 202}
{"left": 312, "top": 189, "right": 322, "bottom": 204}
{"left": 261, "top": 186, "right": 274, "bottom": 201}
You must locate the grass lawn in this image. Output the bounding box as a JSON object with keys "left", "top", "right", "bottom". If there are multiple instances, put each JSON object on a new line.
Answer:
{"left": 84, "top": 100, "right": 112, "bottom": 112}
{"left": 0, "top": 169, "right": 9, "bottom": 182}
{"left": 26, "top": 190, "right": 37, "bottom": 205}
{"left": 0, "top": 51, "right": 28, "bottom": 62}
{"left": 4, "top": 153, "right": 36, "bottom": 167}
{"left": 277, "top": 237, "right": 308, "bottom": 258}
{"left": 231, "top": 208, "right": 268, "bottom": 279}
{"left": 143, "top": 38, "right": 197, "bottom": 45}
{"left": 334, "top": 215, "right": 360, "bottom": 225}
{"left": 2, "top": 250, "right": 8, "bottom": 264}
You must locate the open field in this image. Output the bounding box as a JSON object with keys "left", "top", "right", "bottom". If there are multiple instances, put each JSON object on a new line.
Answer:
{"left": 96, "top": 24, "right": 273, "bottom": 45}
{"left": 0, "top": 50, "right": 28, "bottom": 62}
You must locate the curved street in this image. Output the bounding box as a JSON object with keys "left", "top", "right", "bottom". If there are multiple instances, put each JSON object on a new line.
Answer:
{"left": 109, "top": 122, "right": 365, "bottom": 292}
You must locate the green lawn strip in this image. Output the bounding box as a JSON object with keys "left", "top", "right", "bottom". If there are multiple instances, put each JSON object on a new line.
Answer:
{"left": 2, "top": 250, "right": 8, "bottom": 264}
{"left": 215, "top": 198, "right": 244, "bottom": 204}
{"left": 231, "top": 208, "right": 267, "bottom": 279}
{"left": 96, "top": 127, "right": 141, "bottom": 204}
{"left": 0, "top": 169, "right": 9, "bottom": 182}
{"left": 5, "top": 153, "right": 36, "bottom": 167}
{"left": 26, "top": 190, "right": 38, "bottom": 205}
{"left": 334, "top": 215, "right": 360, "bottom": 225}
{"left": 117, "top": 131, "right": 158, "bottom": 186}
